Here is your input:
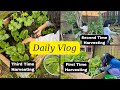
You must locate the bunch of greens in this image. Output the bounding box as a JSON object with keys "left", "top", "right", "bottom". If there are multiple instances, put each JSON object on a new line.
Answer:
{"left": 44, "top": 55, "right": 59, "bottom": 75}
{"left": 87, "top": 55, "right": 102, "bottom": 76}
{"left": 61, "top": 51, "right": 88, "bottom": 64}
{"left": 88, "top": 12, "right": 103, "bottom": 34}
{"left": 0, "top": 11, "right": 55, "bottom": 62}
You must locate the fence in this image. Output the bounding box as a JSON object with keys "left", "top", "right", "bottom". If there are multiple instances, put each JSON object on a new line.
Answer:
{"left": 102, "top": 11, "right": 119, "bottom": 24}
{"left": 93, "top": 45, "right": 120, "bottom": 59}
{"left": 82, "top": 11, "right": 119, "bottom": 24}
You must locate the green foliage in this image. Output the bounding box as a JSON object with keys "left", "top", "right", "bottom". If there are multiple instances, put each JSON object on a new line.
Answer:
{"left": 0, "top": 41, "right": 10, "bottom": 49}
{"left": 0, "top": 11, "right": 57, "bottom": 78}
{"left": 24, "top": 54, "right": 29, "bottom": 61}
{"left": 35, "top": 69, "right": 41, "bottom": 76}
{"left": 4, "top": 43, "right": 29, "bottom": 61}
{"left": 16, "top": 43, "right": 25, "bottom": 54}
{"left": 24, "top": 16, "right": 34, "bottom": 26}
{"left": 0, "top": 34, "right": 9, "bottom": 41}
{"left": 12, "top": 12, "right": 18, "bottom": 19}
{"left": 63, "top": 11, "right": 76, "bottom": 25}
{"left": 88, "top": 22, "right": 97, "bottom": 34}
{"left": 61, "top": 74, "right": 72, "bottom": 79}
{"left": 87, "top": 55, "right": 102, "bottom": 76}
{"left": 21, "top": 12, "right": 29, "bottom": 17}
{"left": 0, "top": 30, "right": 5, "bottom": 35}
{"left": 32, "top": 11, "right": 40, "bottom": 19}
{"left": 36, "top": 13, "right": 48, "bottom": 26}
{"left": 61, "top": 52, "right": 102, "bottom": 77}
{"left": 61, "top": 51, "right": 88, "bottom": 64}
{"left": 0, "top": 19, "right": 9, "bottom": 42}
{"left": 97, "top": 12, "right": 103, "bottom": 34}
{"left": 73, "top": 28, "right": 81, "bottom": 34}
{"left": 41, "top": 27, "right": 54, "bottom": 35}
{"left": 45, "top": 56, "right": 59, "bottom": 75}
{"left": 19, "top": 30, "right": 29, "bottom": 39}
{"left": 61, "top": 55, "right": 73, "bottom": 64}
{"left": 0, "top": 49, "right": 4, "bottom": 53}
{"left": 5, "top": 46, "right": 17, "bottom": 55}
{"left": 0, "top": 11, "right": 54, "bottom": 63}
{"left": 88, "top": 12, "right": 103, "bottom": 34}
{"left": 8, "top": 20, "right": 22, "bottom": 31}
{"left": 11, "top": 31, "right": 20, "bottom": 42}
{"left": 74, "top": 51, "right": 88, "bottom": 62}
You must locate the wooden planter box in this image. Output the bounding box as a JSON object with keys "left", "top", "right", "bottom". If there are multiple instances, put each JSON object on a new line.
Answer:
{"left": 61, "top": 65, "right": 107, "bottom": 79}
{"left": 0, "top": 54, "right": 46, "bottom": 78}
{"left": 92, "top": 72, "right": 107, "bottom": 79}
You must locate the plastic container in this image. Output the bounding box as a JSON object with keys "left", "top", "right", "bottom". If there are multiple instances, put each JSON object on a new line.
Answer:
{"left": 104, "top": 74, "right": 117, "bottom": 79}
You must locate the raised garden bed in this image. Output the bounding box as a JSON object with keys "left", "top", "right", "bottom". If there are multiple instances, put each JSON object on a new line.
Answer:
{"left": 0, "top": 11, "right": 58, "bottom": 78}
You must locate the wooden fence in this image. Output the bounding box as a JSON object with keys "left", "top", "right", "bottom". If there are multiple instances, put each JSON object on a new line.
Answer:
{"left": 93, "top": 45, "right": 120, "bottom": 59}
{"left": 82, "top": 11, "right": 119, "bottom": 24}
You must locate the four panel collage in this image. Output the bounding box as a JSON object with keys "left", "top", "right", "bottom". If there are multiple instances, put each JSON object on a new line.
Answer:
{"left": 0, "top": 11, "right": 120, "bottom": 79}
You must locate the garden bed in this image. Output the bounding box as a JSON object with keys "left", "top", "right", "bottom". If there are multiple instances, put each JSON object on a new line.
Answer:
{"left": 61, "top": 64, "right": 107, "bottom": 79}
{"left": 0, "top": 11, "right": 58, "bottom": 78}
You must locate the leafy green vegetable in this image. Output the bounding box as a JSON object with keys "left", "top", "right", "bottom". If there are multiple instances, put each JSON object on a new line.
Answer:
{"left": 5, "top": 46, "right": 17, "bottom": 55}
{"left": 8, "top": 20, "right": 21, "bottom": 31}
{"left": 0, "top": 11, "right": 54, "bottom": 63}
{"left": 87, "top": 55, "right": 102, "bottom": 76}
{"left": 0, "top": 34, "right": 9, "bottom": 41}
{"left": 16, "top": 17, "right": 24, "bottom": 23}
{"left": 14, "top": 36, "right": 20, "bottom": 42}
{"left": 60, "top": 51, "right": 88, "bottom": 64}
{"left": 41, "top": 11, "right": 47, "bottom": 16}
{"left": 22, "top": 12, "right": 28, "bottom": 17}
{"left": 8, "top": 24, "right": 14, "bottom": 31}
{"left": 32, "top": 11, "right": 40, "bottom": 19}
{"left": 45, "top": 56, "right": 59, "bottom": 75}
{"left": 24, "top": 54, "right": 29, "bottom": 61}
{"left": 10, "top": 54, "right": 19, "bottom": 61}
{"left": 0, "top": 41, "right": 9, "bottom": 49}
{"left": 24, "top": 16, "right": 34, "bottom": 26}
{"left": 45, "top": 57, "right": 58, "bottom": 65}
{"left": 11, "top": 31, "right": 19, "bottom": 37}
{"left": 88, "top": 12, "right": 103, "bottom": 34}
{"left": 0, "top": 30, "right": 5, "bottom": 35}
{"left": 35, "top": 69, "right": 41, "bottom": 75}
{"left": 19, "top": 30, "right": 29, "bottom": 39}
{"left": 12, "top": 12, "right": 18, "bottom": 19}
{"left": 46, "top": 63, "right": 59, "bottom": 74}
{"left": 16, "top": 43, "right": 25, "bottom": 54}
{"left": 61, "top": 56, "right": 72, "bottom": 64}
{"left": 0, "top": 49, "right": 4, "bottom": 53}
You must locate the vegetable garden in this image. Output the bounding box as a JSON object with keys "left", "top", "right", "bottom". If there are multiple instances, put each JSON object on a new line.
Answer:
{"left": 60, "top": 11, "right": 120, "bottom": 79}
{"left": 0, "top": 11, "right": 120, "bottom": 79}
{"left": 0, "top": 11, "right": 59, "bottom": 78}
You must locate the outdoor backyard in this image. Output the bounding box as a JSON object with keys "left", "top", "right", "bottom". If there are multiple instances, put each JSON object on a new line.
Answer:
{"left": 60, "top": 11, "right": 120, "bottom": 79}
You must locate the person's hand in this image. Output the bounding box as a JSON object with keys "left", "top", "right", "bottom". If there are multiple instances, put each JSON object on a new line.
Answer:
{"left": 22, "top": 37, "right": 35, "bottom": 44}
{"left": 33, "top": 29, "right": 42, "bottom": 37}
